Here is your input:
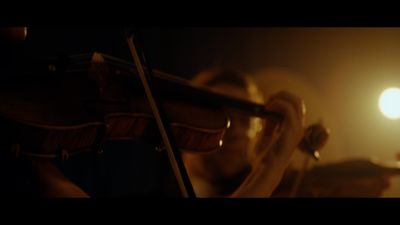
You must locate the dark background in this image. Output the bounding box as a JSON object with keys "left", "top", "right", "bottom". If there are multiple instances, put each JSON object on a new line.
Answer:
{"left": 21, "top": 28, "right": 255, "bottom": 78}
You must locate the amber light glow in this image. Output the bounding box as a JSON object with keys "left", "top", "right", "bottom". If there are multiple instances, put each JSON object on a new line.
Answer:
{"left": 379, "top": 87, "right": 400, "bottom": 120}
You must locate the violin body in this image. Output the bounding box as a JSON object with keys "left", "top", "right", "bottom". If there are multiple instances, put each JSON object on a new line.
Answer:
{"left": 0, "top": 51, "right": 327, "bottom": 160}
{"left": 83, "top": 52, "right": 229, "bottom": 153}
{"left": 0, "top": 52, "right": 229, "bottom": 159}
{"left": 0, "top": 64, "right": 106, "bottom": 158}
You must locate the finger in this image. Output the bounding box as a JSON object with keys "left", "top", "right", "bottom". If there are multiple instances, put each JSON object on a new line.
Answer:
{"left": 253, "top": 122, "right": 282, "bottom": 158}
{"left": 250, "top": 113, "right": 284, "bottom": 164}
{"left": 266, "top": 98, "right": 304, "bottom": 134}
{"left": 267, "top": 91, "right": 306, "bottom": 125}
{"left": 264, "top": 98, "right": 305, "bottom": 160}
{"left": 252, "top": 92, "right": 306, "bottom": 168}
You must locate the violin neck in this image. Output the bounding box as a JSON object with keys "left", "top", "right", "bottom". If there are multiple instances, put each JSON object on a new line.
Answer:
{"left": 63, "top": 52, "right": 283, "bottom": 120}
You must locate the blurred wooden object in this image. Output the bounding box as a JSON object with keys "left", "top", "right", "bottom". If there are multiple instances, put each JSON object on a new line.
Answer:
{"left": 273, "top": 159, "right": 400, "bottom": 197}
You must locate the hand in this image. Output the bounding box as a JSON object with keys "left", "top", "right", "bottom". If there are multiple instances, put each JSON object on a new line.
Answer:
{"left": 231, "top": 91, "right": 306, "bottom": 197}
{"left": 31, "top": 159, "right": 90, "bottom": 198}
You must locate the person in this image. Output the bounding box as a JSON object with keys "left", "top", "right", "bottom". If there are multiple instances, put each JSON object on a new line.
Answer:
{"left": 3, "top": 28, "right": 395, "bottom": 198}
{"left": 182, "top": 68, "right": 400, "bottom": 198}
{"left": 182, "top": 68, "right": 306, "bottom": 197}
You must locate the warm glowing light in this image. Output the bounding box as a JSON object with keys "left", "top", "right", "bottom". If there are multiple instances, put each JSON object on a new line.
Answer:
{"left": 226, "top": 119, "right": 231, "bottom": 128}
{"left": 379, "top": 87, "right": 400, "bottom": 120}
{"left": 23, "top": 27, "right": 27, "bottom": 39}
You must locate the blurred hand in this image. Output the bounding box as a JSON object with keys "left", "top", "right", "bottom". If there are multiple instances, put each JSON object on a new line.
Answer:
{"left": 231, "top": 91, "right": 306, "bottom": 197}
{"left": 31, "top": 159, "right": 89, "bottom": 198}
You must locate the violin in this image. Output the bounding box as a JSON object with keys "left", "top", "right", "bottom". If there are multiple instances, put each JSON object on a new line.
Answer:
{"left": 0, "top": 52, "right": 329, "bottom": 157}
{"left": 0, "top": 29, "right": 329, "bottom": 197}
